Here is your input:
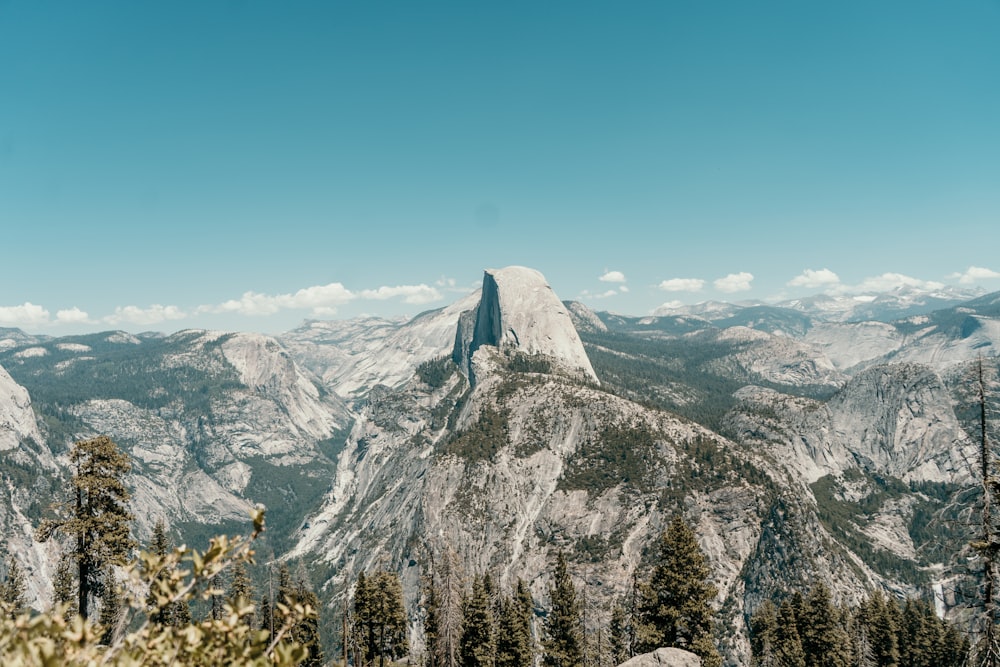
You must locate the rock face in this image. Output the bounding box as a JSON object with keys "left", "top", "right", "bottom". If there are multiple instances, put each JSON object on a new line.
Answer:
{"left": 0, "top": 363, "right": 43, "bottom": 452}
{"left": 456, "top": 267, "right": 598, "bottom": 384}
{"left": 725, "top": 363, "right": 971, "bottom": 484}
{"left": 0, "top": 329, "right": 347, "bottom": 607}
{"left": 618, "top": 648, "right": 701, "bottom": 667}
{"left": 2, "top": 270, "right": 997, "bottom": 666}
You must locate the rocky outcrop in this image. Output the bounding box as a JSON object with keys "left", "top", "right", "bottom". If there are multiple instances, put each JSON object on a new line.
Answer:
{"left": 725, "top": 362, "right": 971, "bottom": 484}
{"left": 455, "top": 267, "right": 598, "bottom": 384}
{"left": 281, "top": 291, "right": 480, "bottom": 398}
{"left": 618, "top": 648, "right": 701, "bottom": 667}
{"left": 0, "top": 363, "right": 43, "bottom": 452}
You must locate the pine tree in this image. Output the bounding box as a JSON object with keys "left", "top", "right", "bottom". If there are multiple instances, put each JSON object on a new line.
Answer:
{"left": 51, "top": 553, "right": 77, "bottom": 621}
{"left": 36, "top": 435, "right": 135, "bottom": 620}
{"left": 858, "top": 591, "right": 899, "bottom": 667}
{"left": 294, "top": 576, "right": 326, "bottom": 667}
{"left": 775, "top": 599, "right": 806, "bottom": 667}
{"left": 1, "top": 556, "right": 26, "bottom": 618}
{"left": 430, "top": 545, "right": 465, "bottom": 667}
{"left": 98, "top": 567, "right": 124, "bottom": 645}
{"left": 227, "top": 560, "right": 256, "bottom": 623}
{"left": 354, "top": 569, "right": 408, "bottom": 666}
{"left": 145, "top": 518, "right": 191, "bottom": 627}
{"left": 461, "top": 574, "right": 495, "bottom": 667}
{"left": 542, "top": 551, "right": 583, "bottom": 667}
{"left": 749, "top": 600, "right": 779, "bottom": 667}
{"left": 609, "top": 602, "right": 630, "bottom": 666}
{"left": 635, "top": 515, "right": 720, "bottom": 667}
{"left": 424, "top": 565, "right": 441, "bottom": 667}
{"left": 800, "top": 583, "right": 851, "bottom": 667}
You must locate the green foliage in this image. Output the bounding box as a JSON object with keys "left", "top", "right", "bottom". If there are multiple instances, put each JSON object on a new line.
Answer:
{"left": 5, "top": 508, "right": 314, "bottom": 666}
{"left": 440, "top": 407, "right": 509, "bottom": 463}
{"left": 506, "top": 351, "right": 552, "bottom": 375}
{"left": 0, "top": 557, "right": 26, "bottom": 619}
{"left": 242, "top": 459, "right": 334, "bottom": 555}
{"left": 352, "top": 569, "right": 408, "bottom": 665}
{"left": 635, "top": 516, "right": 720, "bottom": 666}
{"left": 496, "top": 578, "right": 535, "bottom": 667}
{"left": 36, "top": 436, "right": 135, "bottom": 620}
{"left": 460, "top": 574, "right": 495, "bottom": 667}
{"left": 1, "top": 333, "right": 244, "bottom": 419}
{"left": 558, "top": 422, "right": 659, "bottom": 494}
{"left": 145, "top": 520, "right": 191, "bottom": 628}
{"left": 542, "top": 552, "right": 583, "bottom": 667}
{"left": 416, "top": 356, "right": 456, "bottom": 389}
{"left": 749, "top": 587, "right": 968, "bottom": 667}
{"left": 810, "top": 472, "right": 927, "bottom": 582}
{"left": 580, "top": 330, "right": 834, "bottom": 432}
{"left": 608, "top": 603, "right": 630, "bottom": 666}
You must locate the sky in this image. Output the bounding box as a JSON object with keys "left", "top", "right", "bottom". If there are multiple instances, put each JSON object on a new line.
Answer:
{"left": 2, "top": 1, "right": 999, "bottom": 336}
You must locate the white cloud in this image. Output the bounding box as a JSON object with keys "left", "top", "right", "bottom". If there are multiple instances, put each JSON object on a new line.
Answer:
{"left": 200, "top": 281, "right": 442, "bottom": 318}
{"left": 948, "top": 266, "right": 1000, "bottom": 285}
{"left": 658, "top": 278, "right": 705, "bottom": 292}
{"left": 619, "top": 285, "right": 629, "bottom": 293}
{"left": 579, "top": 289, "right": 619, "bottom": 299}
{"left": 359, "top": 284, "right": 442, "bottom": 305}
{"left": 599, "top": 270, "right": 627, "bottom": 284}
{"left": 714, "top": 272, "right": 754, "bottom": 293}
{"left": 788, "top": 268, "right": 840, "bottom": 289}
{"left": 204, "top": 282, "right": 356, "bottom": 316}
{"left": 56, "top": 307, "right": 91, "bottom": 324}
{"left": 0, "top": 302, "right": 50, "bottom": 327}
{"left": 105, "top": 305, "right": 187, "bottom": 326}
{"left": 852, "top": 273, "right": 942, "bottom": 293}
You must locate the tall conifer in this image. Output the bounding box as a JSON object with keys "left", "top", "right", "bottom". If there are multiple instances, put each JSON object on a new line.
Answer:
{"left": 636, "top": 515, "right": 721, "bottom": 667}
{"left": 1, "top": 556, "right": 26, "bottom": 618}
{"left": 542, "top": 551, "right": 583, "bottom": 667}
{"left": 36, "top": 435, "right": 135, "bottom": 620}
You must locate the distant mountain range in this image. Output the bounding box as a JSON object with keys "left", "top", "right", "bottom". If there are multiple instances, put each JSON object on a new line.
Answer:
{"left": 1, "top": 269, "right": 998, "bottom": 665}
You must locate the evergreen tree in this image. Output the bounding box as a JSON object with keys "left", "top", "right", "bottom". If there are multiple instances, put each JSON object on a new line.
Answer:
{"left": 51, "top": 554, "right": 78, "bottom": 621}
{"left": 800, "top": 583, "right": 851, "bottom": 667}
{"left": 145, "top": 519, "right": 191, "bottom": 627}
{"left": 542, "top": 551, "right": 583, "bottom": 667}
{"left": 609, "top": 602, "right": 630, "bottom": 666}
{"left": 424, "top": 566, "right": 441, "bottom": 667}
{"left": 36, "top": 435, "right": 135, "bottom": 620}
{"left": 509, "top": 578, "right": 536, "bottom": 667}
{"left": 635, "top": 515, "right": 720, "bottom": 667}
{"left": 354, "top": 569, "right": 408, "bottom": 666}
{"left": 899, "top": 598, "right": 933, "bottom": 667}
{"left": 293, "top": 576, "right": 326, "bottom": 667}
{"left": 227, "top": 560, "right": 256, "bottom": 625}
{"left": 774, "top": 598, "right": 806, "bottom": 667}
{"left": 461, "top": 574, "right": 495, "bottom": 667}
{"left": 749, "top": 600, "right": 779, "bottom": 667}
{"left": 207, "top": 572, "right": 226, "bottom": 621}
{"left": 98, "top": 567, "right": 124, "bottom": 645}
{"left": 857, "top": 591, "right": 899, "bottom": 667}
{"left": 430, "top": 545, "right": 465, "bottom": 667}
{"left": 0, "top": 556, "right": 26, "bottom": 618}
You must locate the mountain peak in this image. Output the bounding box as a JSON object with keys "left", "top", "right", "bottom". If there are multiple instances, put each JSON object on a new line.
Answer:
{"left": 456, "top": 266, "right": 598, "bottom": 384}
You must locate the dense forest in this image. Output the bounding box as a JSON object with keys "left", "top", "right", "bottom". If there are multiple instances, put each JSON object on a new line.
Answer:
{"left": 0, "top": 435, "right": 985, "bottom": 666}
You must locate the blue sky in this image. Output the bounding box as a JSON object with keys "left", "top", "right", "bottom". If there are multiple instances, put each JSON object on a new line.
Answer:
{"left": 2, "top": 1, "right": 999, "bottom": 335}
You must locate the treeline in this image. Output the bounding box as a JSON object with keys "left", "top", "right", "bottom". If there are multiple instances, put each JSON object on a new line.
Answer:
{"left": 393, "top": 515, "right": 722, "bottom": 667}
{"left": 1, "top": 435, "right": 323, "bottom": 666}
{"left": 749, "top": 584, "right": 968, "bottom": 667}
{"left": 0, "top": 434, "right": 980, "bottom": 666}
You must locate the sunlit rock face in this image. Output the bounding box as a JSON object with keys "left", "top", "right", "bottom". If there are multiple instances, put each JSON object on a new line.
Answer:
{"left": 457, "top": 266, "right": 598, "bottom": 385}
